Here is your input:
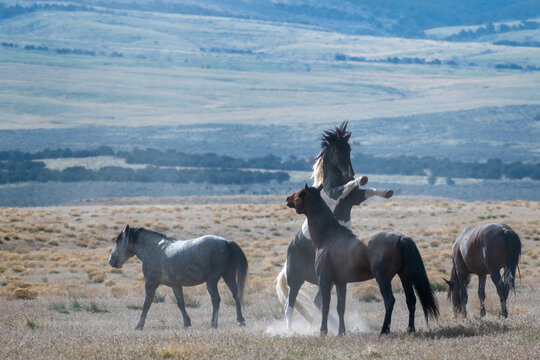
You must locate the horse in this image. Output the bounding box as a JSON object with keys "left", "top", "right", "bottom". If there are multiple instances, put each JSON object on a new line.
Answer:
{"left": 286, "top": 185, "right": 439, "bottom": 335}
{"left": 109, "top": 225, "right": 248, "bottom": 330}
{"left": 276, "top": 120, "right": 394, "bottom": 328}
{"left": 445, "top": 223, "right": 521, "bottom": 318}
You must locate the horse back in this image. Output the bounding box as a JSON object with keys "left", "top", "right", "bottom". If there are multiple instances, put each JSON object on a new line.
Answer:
{"left": 366, "top": 231, "right": 404, "bottom": 279}
{"left": 457, "top": 224, "right": 507, "bottom": 274}
{"left": 161, "top": 235, "right": 231, "bottom": 286}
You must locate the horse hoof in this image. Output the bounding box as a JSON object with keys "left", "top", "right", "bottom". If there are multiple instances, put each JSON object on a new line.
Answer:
{"left": 359, "top": 176, "right": 368, "bottom": 186}
{"left": 238, "top": 321, "right": 246, "bottom": 327}
{"left": 184, "top": 323, "right": 191, "bottom": 328}
{"left": 320, "top": 329, "right": 328, "bottom": 337}
{"left": 384, "top": 190, "right": 394, "bottom": 199}
{"left": 480, "top": 309, "right": 486, "bottom": 317}
{"left": 407, "top": 327, "right": 416, "bottom": 334}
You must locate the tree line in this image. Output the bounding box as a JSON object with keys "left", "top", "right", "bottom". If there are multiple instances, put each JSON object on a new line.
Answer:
{"left": 0, "top": 147, "right": 538, "bottom": 184}
{"left": 445, "top": 21, "right": 539, "bottom": 42}
{"left": 0, "top": 148, "right": 289, "bottom": 185}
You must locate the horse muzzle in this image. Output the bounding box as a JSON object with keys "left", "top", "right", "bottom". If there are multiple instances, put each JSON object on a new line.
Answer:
{"left": 285, "top": 194, "right": 295, "bottom": 208}
{"left": 109, "top": 256, "right": 122, "bottom": 269}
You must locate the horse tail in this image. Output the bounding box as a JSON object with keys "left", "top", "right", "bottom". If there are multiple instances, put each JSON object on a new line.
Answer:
{"left": 227, "top": 240, "right": 248, "bottom": 304}
{"left": 399, "top": 236, "right": 440, "bottom": 322}
{"left": 502, "top": 227, "right": 521, "bottom": 293}
{"left": 275, "top": 262, "right": 317, "bottom": 323}
{"left": 275, "top": 265, "right": 288, "bottom": 306}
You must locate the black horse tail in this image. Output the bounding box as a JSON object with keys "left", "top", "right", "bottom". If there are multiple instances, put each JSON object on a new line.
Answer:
{"left": 228, "top": 240, "right": 248, "bottom": 304}
{"left": 399, "top": 236, "right": 440, "bottom": 322}
{"left": 502, "top": 227, "right": 521, "bottom": 293}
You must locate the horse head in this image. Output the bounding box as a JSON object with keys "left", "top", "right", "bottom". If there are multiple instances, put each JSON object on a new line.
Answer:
{"left": 286, "top": 184, "right": 323, "bottom": 214}
{"left": 109, "top": 224, "right": 136, "bottom": 268}
{"left": 444, "top": 270, "right": 464, "bottom": 316}
{"left": 313, "top": 120, "right": 354, "bottom": 189}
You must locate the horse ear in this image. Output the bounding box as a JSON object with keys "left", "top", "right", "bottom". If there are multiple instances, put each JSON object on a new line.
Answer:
{"left": 317, "top": 184, "right": 323, "bottom": 191}
{"left": 443, "top": 278, "right": 452, "bottom": 287}
{"left": 305, "top": 183, "right": 309, "bottom": 190}
{"left": 124, "top": 224, "right": 130, "bottom": 232}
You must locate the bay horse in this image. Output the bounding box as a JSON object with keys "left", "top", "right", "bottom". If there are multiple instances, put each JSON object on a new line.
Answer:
{"left": 276, "top": 120, "right": 393, "bottom": 328}
{"left": 109, "top": 225, "right": 248, "bottom": 330}
{"left": 286, "top": 185, "right": 438, "bottom": 335}
{"left": 445, "top": 223, "right": 521, "bottom": 318}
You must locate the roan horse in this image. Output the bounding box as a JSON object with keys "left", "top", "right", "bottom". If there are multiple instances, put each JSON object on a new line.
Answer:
{"left": 445, "top": 223, "right": 521, "bottom": 318}
{"left": 286, "top": 185, "right": 439, "bottom": 335}
{"left": 109, "top": 225, "right": 248, "bottom": 330}
{"left": 276, "top": 121, "right": 393, "bottom": 328}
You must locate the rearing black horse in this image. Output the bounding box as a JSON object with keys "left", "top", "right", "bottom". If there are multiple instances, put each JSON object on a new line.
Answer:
{"left": 276, "top": 121, "right": 393, "bottom": 328}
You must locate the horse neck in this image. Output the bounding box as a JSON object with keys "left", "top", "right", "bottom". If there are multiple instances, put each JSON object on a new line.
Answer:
{"left": 322, "top": 164, "right": 349, "bottom": 191}
{"left": 131, "top": 228, "right": 166, "bottom": 261}
{"left": 304, "top": 198, "right": 340, "bottom": 249}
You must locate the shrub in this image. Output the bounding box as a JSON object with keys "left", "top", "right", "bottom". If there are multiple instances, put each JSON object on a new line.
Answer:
{"left": 430, "top": 281, "right": 447, "bottom": 292}
{"left": 49, "top": 302, "right": 70, "bottom": 314}
{"left": 357, "top": 293, "right": 381, "bottom": 303}
{"left": 153, "top": 294, "right": 166, "bottom": 303}
{"left": 11, "top": 287, "right": 38, "bottom": 299}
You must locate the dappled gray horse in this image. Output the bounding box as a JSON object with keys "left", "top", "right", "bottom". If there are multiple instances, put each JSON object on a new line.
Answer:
{"left": 109, "top": 225, "right": 248, "bottom": 330}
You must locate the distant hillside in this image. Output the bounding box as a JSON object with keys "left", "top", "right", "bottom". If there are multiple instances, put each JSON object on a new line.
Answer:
{"left": 3, "top": 0, "right": 539, "bottom": 37}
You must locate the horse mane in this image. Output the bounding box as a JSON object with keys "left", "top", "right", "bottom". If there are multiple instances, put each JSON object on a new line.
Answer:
{"left": 311, "top": 156, "right": 324, "bottom": 187}
{"left": 311, "top": 120, "right": 351, "bottom": 187}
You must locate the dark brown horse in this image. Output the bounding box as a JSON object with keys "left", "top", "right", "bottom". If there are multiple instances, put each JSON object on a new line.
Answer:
{"left": 445, "top": 223, "right": 521, "bottom": 318}
{"left": 286, "top": 185, "right": 439, "bottom": 335}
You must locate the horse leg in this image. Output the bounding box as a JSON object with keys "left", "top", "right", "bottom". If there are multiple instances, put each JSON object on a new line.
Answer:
{"left": 459, "top": 278, "right": 469, "bottom": 318}
{"left": 223, "top": 273, "right": 246, "bottom": 327}
{"left": 478, "top": 274, "right": 487, "bottom": 317}
{"left": 399, "top": 273, "right": 416, "bottom": 333}
{"left": 284, "top": 283, "right": 302, "bottom": 329}
{"left": 376, "top": 277, "right": 395, "bottom": 335}
{"left": 336, "top": 284, "right": 347, "bottom": 336}
{"left": 318, "top": 272, "right": 332, "bottom": 336}
{"left": 314, "top": 286, "right": 338, "bottom": 328}
{"left": 490, "top": 270, "right": 508, "bottom": 318}
{"left": 206, "top": 278, "right": 221, "bottom": 328}
{"left": 136, "top": 281, "right": 158, "bottom": 330}
{"left": 365, "top": 188, "right": 394, "bottom": 200}
{"left": 172, "top": 286, "right": 191, "bottom": 328}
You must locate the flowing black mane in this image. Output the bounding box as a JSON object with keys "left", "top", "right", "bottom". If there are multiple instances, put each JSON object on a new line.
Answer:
{"left": 316, "top": 120, "right": 351, "bottom": 159}
{"left": 312, "top": 120, "right": 353, "bottom": 187}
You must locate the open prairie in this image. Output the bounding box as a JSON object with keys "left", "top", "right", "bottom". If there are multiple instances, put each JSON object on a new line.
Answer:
{"left": 1, "top": 195, "right": 539, "bottom": 359}
{"left": 1, "top": 9, "right": 539, "bottom": 130}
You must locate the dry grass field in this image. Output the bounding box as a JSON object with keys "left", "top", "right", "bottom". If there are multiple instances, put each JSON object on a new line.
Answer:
{"left": 0, "top": 195, "right": 539, "bottom": 359}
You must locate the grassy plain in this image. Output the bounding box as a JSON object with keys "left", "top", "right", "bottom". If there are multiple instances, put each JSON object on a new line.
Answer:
{"left": 1, "top": 10, "right": 539, "bottom": 130}
{"left": 0, "top": 195, "right": 539, "bottom": 359}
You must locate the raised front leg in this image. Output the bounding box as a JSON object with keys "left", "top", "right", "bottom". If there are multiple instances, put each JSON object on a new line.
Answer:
{"left": 327, "top": 176, "right": 369, "bottom": 201}
{"left": 136, "top": 282, "right": 158, "bottom": 330}
{"left": 490, "top": 270, "right": 508, "bottom": 318}
{"left": 318, "top": 272, "right": 333, "bottom": 336}
{"left": 206, "top": 279, "right": 221, "bottom": 328}
{"left": 173, "top": 286, "right": 191, "bottom": 328}
{"left": 336, "top": 284, "right": 347, "bottom": 336}
{"left": 478, "top": 274, "right": 487, "bottom": 317}
{"left": 365, "top": 188, "right": 394, "bottom": 200}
